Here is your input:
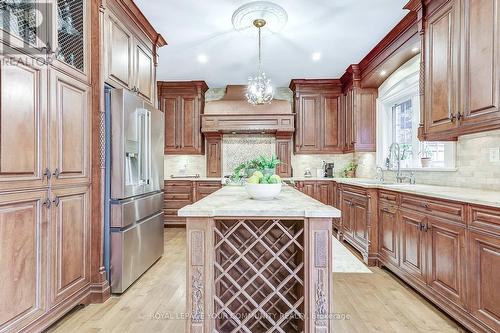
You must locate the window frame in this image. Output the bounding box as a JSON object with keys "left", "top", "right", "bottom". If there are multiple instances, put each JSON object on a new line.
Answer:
{"left": 376, "top": 56, "right": 456, "bottom": 171}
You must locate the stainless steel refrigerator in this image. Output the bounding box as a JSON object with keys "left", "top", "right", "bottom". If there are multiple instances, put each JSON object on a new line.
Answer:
{"left": 105, "top": 88, "right": 164, "bottom": 293}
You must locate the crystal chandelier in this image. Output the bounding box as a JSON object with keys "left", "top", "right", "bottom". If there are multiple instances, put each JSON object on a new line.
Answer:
{"left": 246, "top": 19, "right": 274, "bottom": 105}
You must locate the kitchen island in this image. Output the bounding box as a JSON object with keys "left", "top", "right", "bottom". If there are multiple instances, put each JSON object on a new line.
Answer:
{"left": 178, "top": 185, "right": 341, "bottom": 333}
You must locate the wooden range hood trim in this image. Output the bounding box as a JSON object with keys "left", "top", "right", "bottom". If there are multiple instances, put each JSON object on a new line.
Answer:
{"left": 201, "top": 113, "right": 295, "bottom": 134}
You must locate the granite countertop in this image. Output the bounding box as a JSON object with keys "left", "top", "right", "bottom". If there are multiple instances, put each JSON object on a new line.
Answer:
{"left": 166, "top": 177, "right": 222, "bottom": 181}
{"left": 178, "top": 185, "right": 341, "bottom": 218}
{"left": 332, "top": 178, "right": 500, "bottom": 209}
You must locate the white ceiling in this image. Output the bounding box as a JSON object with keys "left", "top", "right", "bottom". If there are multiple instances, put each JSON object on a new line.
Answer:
{"left": 135, "top": 0, "right": 409, "bottom": 87}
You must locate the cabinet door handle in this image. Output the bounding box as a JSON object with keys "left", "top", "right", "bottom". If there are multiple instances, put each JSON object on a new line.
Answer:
{"left": 43, "top": 168, "right": 52, "bottom": 180}
{"left": 53, "top": 168, "right": 60, "bottom": 179}
{"left": 42, "top": 198, "right": 51, "bottom": 209}
{"left": 420, "top": 202, "right": 431, "bottom": 211}
{"left": 53, "top": 196, "right": 60, "bottom": 207}
{"left": 449, "top": 114, "right": 457, "bottom": 122}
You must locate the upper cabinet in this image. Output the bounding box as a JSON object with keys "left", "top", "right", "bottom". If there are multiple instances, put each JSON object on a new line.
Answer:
{"left": 290, "top": 80, "right": 344, "bottom": 154}
{"left": 52, "top": 0, "right": 91, "bottom": 82}
{"left": 418, "top": 0, "right": 500, "bottom": 140}
{"left": 158, "top": 81, "right": 209, "bottom": 155}
{"left": 103, "top": 0, "right": 166, "bottom": 105}
{"left": 341, "top": 66, "right": 378, "bottom": 152}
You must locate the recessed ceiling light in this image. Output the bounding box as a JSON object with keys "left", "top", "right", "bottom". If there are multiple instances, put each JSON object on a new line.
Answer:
{"left": 197, "top": 54, "right": 208, "bottom": 64}
{"left": 380, "top": 70, "right": 387, "bottom": 76}
{"left": 412, "top": 47, "right": 420, "bottom": 53}
{"left": 312, "top": 52, "right": 321, "bottom": 61}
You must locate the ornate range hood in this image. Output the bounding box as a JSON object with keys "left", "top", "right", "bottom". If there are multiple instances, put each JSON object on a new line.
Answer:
{"left": 201, "top": 85, "right": 294, "bottom": 134}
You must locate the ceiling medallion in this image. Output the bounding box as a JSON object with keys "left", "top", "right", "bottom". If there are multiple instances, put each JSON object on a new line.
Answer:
{"left": 246, "top": 19, "right": 273, "bottom": 105}
{"left": 232, "top": 1, "right": 288, "bottom": 33}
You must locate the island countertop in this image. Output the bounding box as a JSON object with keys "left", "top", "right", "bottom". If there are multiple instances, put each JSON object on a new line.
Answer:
{"left": 178, "top": 184, "right": 341, "bottom": 218}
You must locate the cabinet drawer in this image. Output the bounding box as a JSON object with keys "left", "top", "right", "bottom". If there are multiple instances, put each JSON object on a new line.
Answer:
{"left": 165, "top": 184, "right": 192, "bottom": 193}
{"left": 379, "top": 190, "right": 398, "bottom": 204}
{"left": 165, "top": 200, "right": 191, "bottom": 209}
{"left": 401, "top": 195, "right": 465, "bottom": 223}
{"left": 470, "top": 205, "right": 500, "bottom": 234}
{"left": 164, "top": 208, "right": 180, "bottom": 216}
{"left": 165, "top": 192, "right": 191, "bottom": 201}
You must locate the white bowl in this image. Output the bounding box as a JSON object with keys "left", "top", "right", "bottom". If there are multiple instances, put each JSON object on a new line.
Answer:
{"left": 245, "top": 183, "right": 282, "bottom": 200}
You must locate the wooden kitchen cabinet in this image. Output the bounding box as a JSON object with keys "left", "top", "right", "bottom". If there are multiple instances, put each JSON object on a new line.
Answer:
{"left": 338, "top": 184, "right": 378, "bottom": 264}
{"left": 352, "top": 197, "right": 369, "bottom": 248}
{"left": 164, "top": 180, "right": 221, "bottom": 226}
{"left": 49, "top": 69, "right": 91, "bottom": 188}
{"left": 423, "top": 0, "right": 461, "bottom": 138}
{"left": 295, "top": 180, "right": 334, "bottom": 206}
{"left": 418, "top": 0, "right": 500, "bottom": 140}
{"left": 426, "top": 216, "right": 467, "bottom": 309}
{"left": 51, "top": 0, "right": 91, "bottom": 83}
{"left": 468, "top": 230, "right": 500, "bottom": 332}
{"left": 340, "top": 66, "right": 377, "bottom": 152}
{"left": 378, "top": 202, "right": 399, "bottom": 267}
{"left": 0, "top": 57, "right": 48, "bottom": 192}
{"left": 106, "top": 14, "right": 133, "bottom": 89}
{"left": 460, "top": 0, "right": 500, "bottom": 130}
{"left": 104, "top": 2, "right": 159, "bottom": 105}
{"left": 49, "top": 186, "right": 91, "bottom": 307}
{"left": 399, "top": 208, "right": 427, "bottom": 284}
{"left": 0, "top": 190, "right": 48, "bottom": 332}
{"left": 158, "top": 81, "right": 209, "bottom": 155}
{"left": 290, "top": 80, "right": 344, "bottom": 154}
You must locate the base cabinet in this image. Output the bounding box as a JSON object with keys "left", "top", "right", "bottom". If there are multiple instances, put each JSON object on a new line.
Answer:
{"left": 426, "top": 218, "right": 467, "bottom": 309}
{"left": 164, "top": 180, "right": 221, "bottom": 226}
{"left": 49, "top": 186, "right": 91, "bottom": 307}
{"left": 468, "top": 230, "right": 500, "bottom": 332}
{"left": 0, "top": 191, "right": 47, "bottom": 332}
{"left": 377, "top": 191, "right": 499, "bottom": 333}
{"left": 295, "top": 180, "right": 334, "bottom": 206}
{"left": 399, "top": 209, "right": 427, "bottom": 284}
{"left": 378, "top": 203, "right": 399, "bottom": 267}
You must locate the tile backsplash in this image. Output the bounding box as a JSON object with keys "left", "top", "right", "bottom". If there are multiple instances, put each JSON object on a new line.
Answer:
{"left": 292, "top": 153, "right": 354, "bottom": 178}
{"left": 355, "top": 129, "right": 500, "bottom": 191}
{"left": 164, "top": 155, "right": 206, "bottom": 179}
{"left": 164, "top": 129, "right": 500, "bottom": 190}
{"left": 222, "top": 134, "right": 276, "bottom": 176}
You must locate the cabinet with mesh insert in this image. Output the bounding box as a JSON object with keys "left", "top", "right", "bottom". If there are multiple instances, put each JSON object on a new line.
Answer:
{"left": 53, "top": 0, "right": 89, "bottom": 80}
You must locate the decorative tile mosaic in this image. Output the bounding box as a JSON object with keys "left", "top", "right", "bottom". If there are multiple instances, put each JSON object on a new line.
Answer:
{"left": 222, "top": 134, "right": 276, "bottom": 176}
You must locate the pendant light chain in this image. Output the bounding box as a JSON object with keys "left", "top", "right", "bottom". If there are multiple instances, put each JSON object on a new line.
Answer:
{"left": 245, "top": 19, "right": 274, "bottom": 105}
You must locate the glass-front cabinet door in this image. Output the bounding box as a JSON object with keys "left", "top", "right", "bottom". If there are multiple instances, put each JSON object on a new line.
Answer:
{"left": 0, "top": 0, "right": 49, "bottom": 55}
{"left": 51, "top": 0, "right": 89, "bottom": 81}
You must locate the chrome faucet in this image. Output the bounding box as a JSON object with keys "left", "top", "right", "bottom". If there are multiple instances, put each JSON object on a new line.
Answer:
{"left": 387, "top": 142, "right": 415, "bottom": 184}
{"left": 376, "top": 167, "right": 384, "bottom": 182}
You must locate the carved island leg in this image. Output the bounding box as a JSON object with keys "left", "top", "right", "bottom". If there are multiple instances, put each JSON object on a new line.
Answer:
{"left": 186, "top": 217, "right": 214, "bottom": 333}
{"left": 305, "top": 218, "right": 333, "bottom": 333}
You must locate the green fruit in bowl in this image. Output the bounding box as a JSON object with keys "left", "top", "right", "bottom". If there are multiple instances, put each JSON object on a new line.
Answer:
{"left": 247, "top": 175, "right": 260, "bottom": 184}
{"left": 253, "top": 170, "right": 264, "bottom": 179}
{"left": 269, "top": 174, "right": 281, "bottom": 184}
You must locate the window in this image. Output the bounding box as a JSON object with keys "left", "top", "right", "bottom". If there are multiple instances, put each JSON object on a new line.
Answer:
{"left": 377, "top": 56, "right": 456, "bottom": 170}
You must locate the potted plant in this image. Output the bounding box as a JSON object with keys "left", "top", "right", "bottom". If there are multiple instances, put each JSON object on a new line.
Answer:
{"left": 341, "top": 161, "right": 358, "bottom": 178}
{"left": 419, "top": 147, "right": 433, "bottom": 168}
{"left": 245, "top": 159, "right": 260, "bottom": 177}
{"left": 256, "top": 155, "right": 281, "bottom": 176}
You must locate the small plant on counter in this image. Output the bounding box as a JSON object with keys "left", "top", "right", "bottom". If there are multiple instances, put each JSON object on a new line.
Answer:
{"left": 242, "top": 155, "right": 281, "bottom": 177}
{"left": 341, "top": 161, "right": 358, "bottom": 178}
{"left": 419, "top": 146, "right": 433, "bottom": 168}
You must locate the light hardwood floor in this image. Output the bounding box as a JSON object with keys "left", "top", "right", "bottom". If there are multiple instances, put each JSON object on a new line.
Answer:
{"left": 46, "top": 228, "right": 466, "bottom": 333}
